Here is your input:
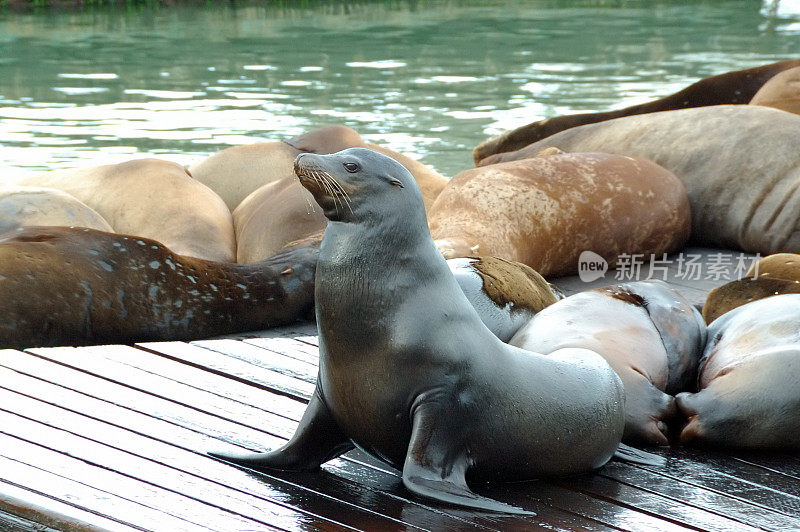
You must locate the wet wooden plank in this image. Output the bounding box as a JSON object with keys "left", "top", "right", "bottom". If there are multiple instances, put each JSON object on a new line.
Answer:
{"left": 242, "top": 337, "right": 321, "bottom": 365}
{"left": 0, "top": 394, "right": 367, "bottom": 531}
{"left": 0, "top": 448, "right": 221, "bottom": 532}
{"left": 0, "top": 479, "right": 138, "bottom": 532}
{"left": 191, "top": 339, "right": 318, "bottom": 383}
{"left": 136, "top": 341, "right": 702, "bottom": 531}
{"left": 1, "top": 351, "right": 520, "bottom": 530}
{"left": 600, "top": 461, "right": 792, "bottom": 531}
{"left": 0, "top": 363, "right": 454, "bottom": 530}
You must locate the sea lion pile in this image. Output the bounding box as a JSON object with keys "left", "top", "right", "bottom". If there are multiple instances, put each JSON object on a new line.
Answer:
{"left": 2, "top": 58, "right": 799, "bottom": 511}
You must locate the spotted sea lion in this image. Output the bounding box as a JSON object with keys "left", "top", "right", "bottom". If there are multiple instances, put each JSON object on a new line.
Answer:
{"left": 207, "top": 148, "right": 664, "bottom": 514}
{"left": 429, "top": 152, "right": 690, "bottom": 277}
{"left": 749, "top": 65, "right": 800, "bottom": 115}
{"left": 676, "top": 295, "right": 800, "bottom": 450}
{"left": 479, "top": 105, "right": 800, "bottom": 255}
{"left": 473, "top": 58, "right": 800, "bottom": 164}
{"left": 510, "top": 281, "right": 705, "bottom": 445}
{"left": 0, "top": 186, "right": 113, "bottom": 235}
{"left": 16, "top": 158, "right": 235, "bottom": 262}
{"left": 0, "top": 226, "right": 317, "bottom": 350}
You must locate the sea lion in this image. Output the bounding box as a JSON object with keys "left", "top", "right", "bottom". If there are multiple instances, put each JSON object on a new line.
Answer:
{"left": 0, "top": 186, "right": 113, "bottom": 235}
{"left": 448, "top": 256, "right": 560, "bottom": 342}
{"left": 749, "top": 65, "right": 800, "bottom": 115}
{"left": 702, "top": 277, "right": 800, "bottom": 324}
{"left": 745, "top": 252, "right": 800, "bottom": 280}
{"left": 676, "top": 295, "right": 800, "bottom": 450}
{"left": 473, "top": 58, "right": 800, "bottom": 164}
{"left": 192, "top": 125, "right": 448, "bottom": 213}
{"left": 479, "top": 105, "right": 800, "bottom": 255}
{"left": 428, "top": 152, "right": 690, "bottom": 277}
{"left": 0, "top": 226, "right": 317, "bottom": 350}
{"left": 16, "top": 158, "right": 235, "bottom": 262}
{"left": 208, "top": 148, "right": 644, "bottom": 514}
{"left": 510, "top": 281, "right": 706, "bottom": 445}
{"left": 232, "top": 175, "right": 326, "bottom": 263}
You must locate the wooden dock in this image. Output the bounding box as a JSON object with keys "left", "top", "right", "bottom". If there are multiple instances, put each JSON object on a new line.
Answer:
{"left": 0, "top": 248, "right": 798, "bottom": 531}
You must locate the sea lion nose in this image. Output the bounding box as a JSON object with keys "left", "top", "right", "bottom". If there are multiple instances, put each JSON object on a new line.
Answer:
{"left": 293, "top": 153, "right": 307, "bottom": 175}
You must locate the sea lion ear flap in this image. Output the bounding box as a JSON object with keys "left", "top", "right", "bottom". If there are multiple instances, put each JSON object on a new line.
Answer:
{"left": 401, "top": 396, "right": 533, "bottom": 515}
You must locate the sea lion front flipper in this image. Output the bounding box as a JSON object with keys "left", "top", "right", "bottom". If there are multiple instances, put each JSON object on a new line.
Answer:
{"left": 612, "top": 443, "right": 667, "bottom": 467}
{"left": 401, "top": 397, "right": 534, "bottom": 515}
{"left": 208, "top": 388, "right": 353, "bottom": 471}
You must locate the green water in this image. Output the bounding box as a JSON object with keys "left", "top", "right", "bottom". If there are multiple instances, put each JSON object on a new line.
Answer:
{"left": 0, "top": 0, "right": 798, "bottom": 179}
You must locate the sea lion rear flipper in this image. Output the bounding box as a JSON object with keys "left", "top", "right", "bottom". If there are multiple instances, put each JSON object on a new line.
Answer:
{"left": 612, "top": 443, "right": 667, "bottom": 467}
{"left": 209, "top": 388, "right": 354, "bottom": 471}
{"left": 401, "top": 398, "right": 534, "bottom": 515}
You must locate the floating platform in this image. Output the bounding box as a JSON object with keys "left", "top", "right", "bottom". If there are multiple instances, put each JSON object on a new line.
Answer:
{"left": 0, "top": 248, "right": 798, "bottom": 531}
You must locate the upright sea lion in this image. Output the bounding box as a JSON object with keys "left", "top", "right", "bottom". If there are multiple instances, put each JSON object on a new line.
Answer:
{"left": 473, "top": 58, "right": 800, "bottom": 164}
{"left": 0, "top": 226, "right": 317, "bottom": 350}
{"left": 677, "top": 295, "right": 800, "bottom": 450}
{"left": 510, "top": 281, "right": 706, "bottom": 445}
{"left": 429, "top": 152, "right": 690, "bottom": 277}
{"left": 479, "top": 105, "right": 800, "bottom": 255}
{"left": 749, "top": 65, "right": 800, "bottom": 115}
{"left": 192, "top": 125, "right": 448, "bottom": 213}
{"left": 448, "top": 256, "right": 560, "bottom": 342}
{"left": 0, "top": 186, "right": 113, "bottom": 235}
{"left": 17, "top": 158, "right": 235, "bottom": 262}
{"left": 208, "top": 148, "right": 654, "bottom": 514}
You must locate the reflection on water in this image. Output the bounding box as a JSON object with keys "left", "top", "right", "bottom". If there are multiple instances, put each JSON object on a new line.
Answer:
{"left": 0, "top": 0, "right": 798, "bottom": 178}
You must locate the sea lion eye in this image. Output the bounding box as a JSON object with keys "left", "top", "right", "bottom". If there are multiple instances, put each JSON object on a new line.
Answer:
{"left": 343, "top": 162, "right": 360, "bottom": 173}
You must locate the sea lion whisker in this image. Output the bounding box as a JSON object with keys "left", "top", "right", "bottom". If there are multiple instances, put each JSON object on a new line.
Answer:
{"left": 322, "top": 171, "right": 354, "bottom": 214}
{"left": 313, "top": 170, "right": 344, "bottom": 214}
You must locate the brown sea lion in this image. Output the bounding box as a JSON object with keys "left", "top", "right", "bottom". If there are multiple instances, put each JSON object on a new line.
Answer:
{"left": 0, "top": 226, "right": 317, "bottom": 350}
{"left": 510, "top": 281, "right": 706, "bottom": 445}
{"left": 702, "top": 277, "right": 800, "bottom": 324}
{"left": 189, "top": 126, "right": 363, "bottom": 211}
{"left": 677, "top": 295, "right": 800, "bottom": 450}
{"left": 428, "top": 152, "right": 690, "bottom": 277}
{"left": 479, "top": 105, "right": 800, "bottom": 255}
{"left": 0, "top": 186, "right": 113, "bottom": 235}
{"left": 209, "top": 148, "right": 663, "bottom": 514}
{"left": 16, "top": 158, "right": 235, "bottom": 262}
{"left": 745, "top": 252, "right": 800, "bottom": 280}
{"left": 232, "top": 175, "right": 326, "bottom": 263}
{"left": 191, "top": 125, "right": 448, "bottom": 213}
{"left": 473, "top": 58, "right": 800, "bottom": 164}
{"left": 749, "top": 65, "right": 800, "bottom": 115}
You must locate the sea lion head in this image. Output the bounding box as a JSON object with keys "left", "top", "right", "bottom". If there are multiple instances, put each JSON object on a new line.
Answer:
{"left": 294, "top": 148, "right": 422, "bottom": 223}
